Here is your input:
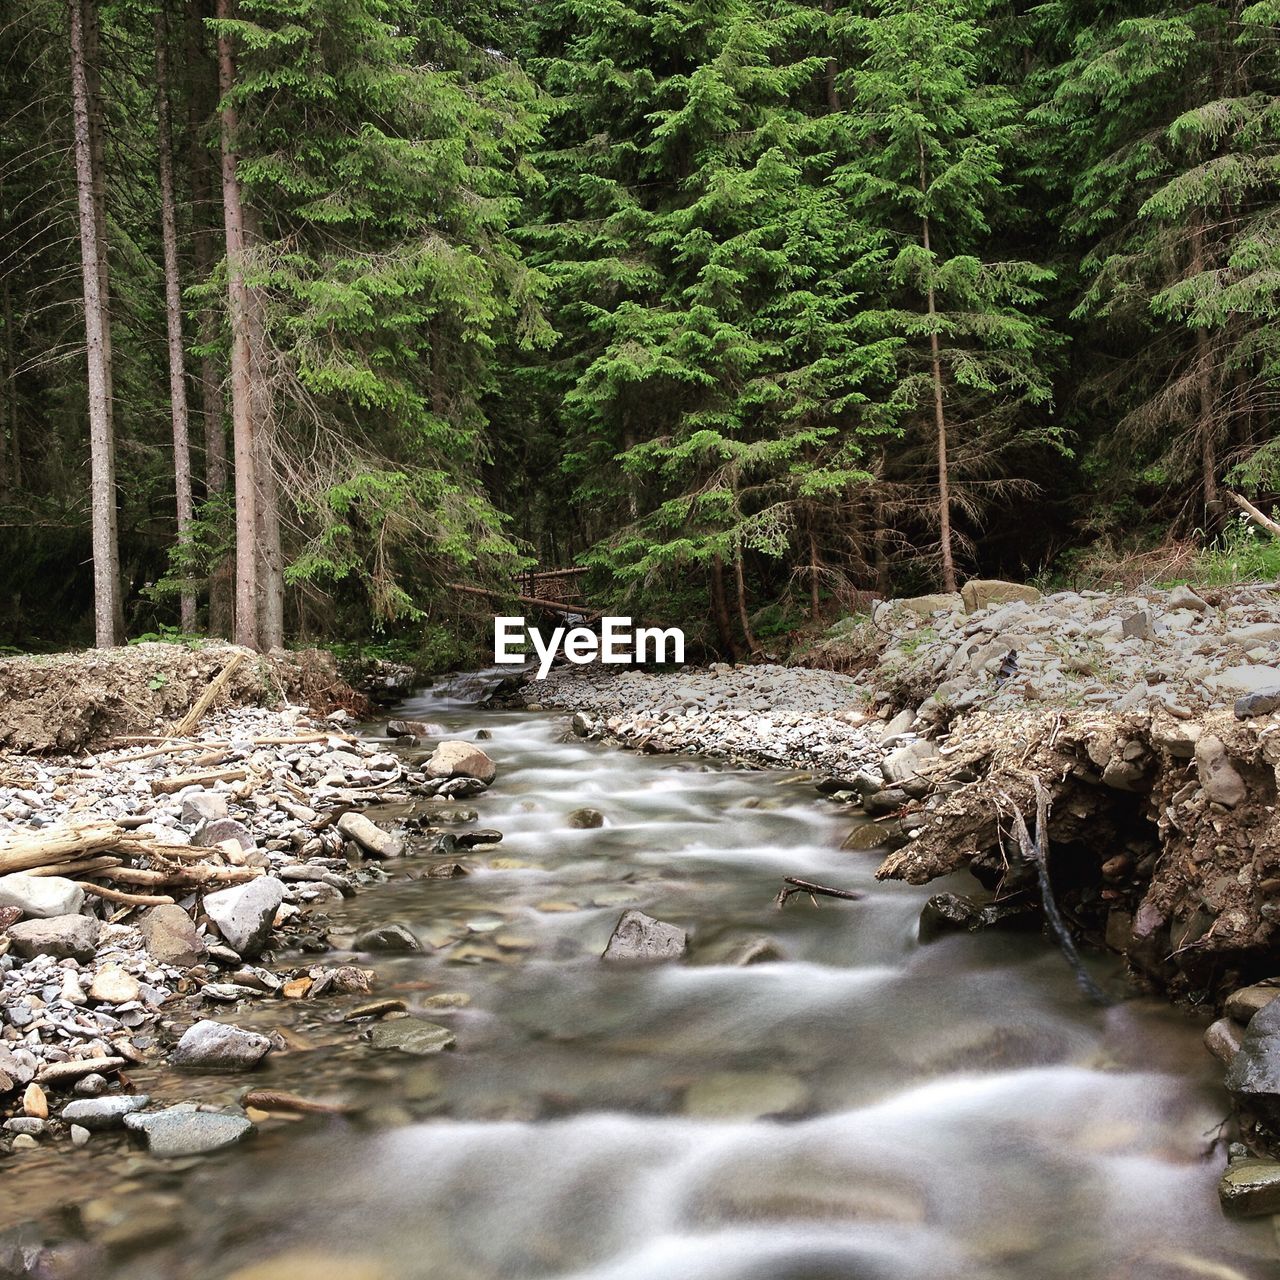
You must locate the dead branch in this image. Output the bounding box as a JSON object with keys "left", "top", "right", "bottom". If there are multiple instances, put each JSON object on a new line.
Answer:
{"left": 448, "top": 581, "right": 602, "bottom": 623}
{"left": 77, "top": 882, "right": 174, "bottom": 907}
{"left": 1229, "top": 491, "right": 1280, "bottom": 539}
{"left": 150, "top": 767, "right": 248, "bottom": 795}
{"left": 170, "top": 651, "right": 247, "bottom": 736}
{"left": 774, "top": 876, "right": 866, "bottom": 909}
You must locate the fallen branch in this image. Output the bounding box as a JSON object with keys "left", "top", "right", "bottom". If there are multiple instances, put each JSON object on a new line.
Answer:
{"left": 448, "top": 581, "right": 602, "bottom": 623}
{"left": 25, "top": 855, "right": 123, "bottom": 878}
{"left": 150, "top": 767, "right": 248, "bottom": 795}
{"left": 1229, "top": 491, "right": 1280, "bottom": 539}
{"left": 170, "top": 651, "right": 247, "bottom": 737}
{"left": 77, "top": 882, "right": 174, "bottom": 907}
{"left": 0, "top": 822, "right": 122, "bottom": 874}
{"left": 774, "top": 876, "right": 866, "bottom": 909}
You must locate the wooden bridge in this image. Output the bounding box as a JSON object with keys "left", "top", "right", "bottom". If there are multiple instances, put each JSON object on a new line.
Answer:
{"left": 450, "top": 566, "right": 599, "bottom": 621}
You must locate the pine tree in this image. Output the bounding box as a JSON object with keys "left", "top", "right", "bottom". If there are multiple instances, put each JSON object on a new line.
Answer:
{"left": 834, "top": 0, "right": 1059, "bottom": 591}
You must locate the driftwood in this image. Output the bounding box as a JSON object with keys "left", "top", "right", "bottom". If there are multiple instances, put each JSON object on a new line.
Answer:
{"left": 171, "top": 651, "right": 247, "bottom": 736}
{"left": 25, "top": 855, "right": 123, "bottom": 878}
{"left": 0, "top": 822, "right": 123, "bottom": 875}
{"left": 1229, "top": 491, "right": 1280, "bottom": 539}
{"left": 775, "top": 877, "right": 866, "bottom": 909}
{"left": 105, "top": 731, "right": 354, "bottom": 764}
{"left": 150, "top": 767, "right": 248, "bottom": 795}
{"left": 78, "top": 882, "right": 175, "bottom": 907}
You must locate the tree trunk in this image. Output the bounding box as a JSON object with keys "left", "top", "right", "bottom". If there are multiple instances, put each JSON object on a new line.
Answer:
{"left": 70, "top": 0, "right": 121, "bottom": 648}
{"left": 217, "top": 0, "right": 259, "bottom": 649}
{"left": 823, "top": 0, "right": 840, "bottom": 112}
{"left": 708, "top": 554, "right": 738, "bottom": 660}
{"left": 187, "top": 0, "right": 233, "bottom": 635}
{"left": 921, "top": 213, "right": 956, "bottom": 592}
{"left": 1190, "top": 217, "right": 1219, "bottom": 521}
{"left": 155, "top": 4, "right": 195, "bottom": 632}
{"left": 734, "top": 551, "right": 760, "bottom": 655}
{"left": 808, "top": 523, "right": 821, "bottom": 619}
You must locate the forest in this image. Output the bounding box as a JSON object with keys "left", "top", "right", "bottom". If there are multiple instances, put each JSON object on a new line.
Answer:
{"left": 1, "top": 0, "right": 1279, "bottom": 658}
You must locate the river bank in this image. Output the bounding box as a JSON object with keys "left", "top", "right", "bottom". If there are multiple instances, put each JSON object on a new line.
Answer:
{"left": 524, "top": 577, "right": 1280, "bottom": 1208}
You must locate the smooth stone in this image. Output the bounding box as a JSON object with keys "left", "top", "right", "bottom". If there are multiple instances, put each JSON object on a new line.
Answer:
{"left": 90, "top": 964, "right": 140, "bottom": 1005}
{"left": 140, "top": 904, "right": 206, "bottom": 967}
{"left": 1225, "top": 985, "right": 1280, "bottom": 1024}
{"left": 1205, "top": 1018, "right": 1245, "bottom": 1065}
{"left": 0, "top": 873, "right": 84, "bottom": 919}
{"left": 4, "top": 1117, "right": 45, "bottom": 1135}
{"left": 6, "top": 914, "right": 99, "bottom": 962}
{"left": 566, "top": 807, "right": 604, "bottom": 829}
{"left": 1168, "top": 584, "right": 1208, "bottom": 612}
{"left": 61, "top": 1095, "right": 151, "bottom": 1131}
{"left": 1225, "top": 997, "right": 1280, "bottom": 1123}
{"left": 387, "top": 719, "right": 444, "bottom": 739}
{"left": 368, "top": 1019, "right": 456, "bottom": 1055}
{"left": 203, "top": 876, "right": 284, "bottom": 958}
{"left": 337, "top": 812, "right": 404, "bottom": 859}
{"left": 425, "top": 741, "right": 496, "bottom": 784}
{"left": 22, "top": 1083, "right": 47, "bottom": 1119}
{"left": 170, "top": 1020, "right": 272, "bottom": 1072}
{"left": 602, "top": 910, "right": 688, "bottom": 962}
{"left": 1235, "top": 688, "right": 1280, "bottom": 719}
{"left": 881, "top": 739, "right": 939, "bottom": 785}
{"left": 124, "top": 1104, "right": 254, "bottom": 1157}
{"left": 70, "top": 1124, "right": 90, "bottom": 1148}
{"left": 1219, "top": 1158, "right": 1280, "bottom": 1217}
{"left": 960, "top": 579, "right": 1041, "bottom": 613}
{"left": 193, "top": 817, "right": 256, "bottom": 853}
{"left": 181, "top": 790, "right": 228, "bottom": 823}
{"left": 353, "top": 923, "right": 420, "bottom": 953}
{"left": 684, "top": 1071, "right": 809, "bottom": 1120}
{"left": 1195, "top": 735, "right": 1246, "bottom": 807}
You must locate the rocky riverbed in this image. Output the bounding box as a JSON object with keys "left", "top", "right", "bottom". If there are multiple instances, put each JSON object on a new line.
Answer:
{"left": 525, "top": 576, "right": 1280, "bottom": 1214}
{"left": 0, "top": 649, "right": 503, "bottom": 1182}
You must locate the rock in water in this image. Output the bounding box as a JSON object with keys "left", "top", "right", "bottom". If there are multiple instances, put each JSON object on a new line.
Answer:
{"left": 61, "top": 1095, "right": 151, "bottom": 1131}
{"left": 425, "top": 741, "right": 496, "bottom": 784}
{"left": 170, "top": 1020, "right": 272, "bottom": 1072}
{"left": 0, "top": 873, "right": 84, "bottom": 919}
{"left": 337, "top": 812, "right": 404, "bottom": 858}
{"left": 917, "top": 892, "right": 1039, "bottom": 943}
{"left": 602, "top": 910, "right": 688, "bottom": 962}
{"left": 1219, "top": 1158, "right": 1280, "bottom": 1217}
{"left": 387, "top": 719, "right": 445, "bottom": 739}
{"left": 140, "top": 904, "right": 206, "bottom": 967}
{"left": 353, "top": 923, "right": 420, "bottom": 953}
{"left": 202, "top": 876, "right": 284, "bottom": 958}
{"left": 1205, "top": 1018, "right": 1245, "bottom": 1065}
{"left": 368, "top": 1020, "right": 456, "bottom": 1055}
{"left": 1225, "top": 985, "right": 1280, "bottom": 1024}
{"left": 1225, "top": 997, "right": 1280, "bottom": 1125}
{"left": 6, "top": 914, "right": 99, "bottom": 962}
{"left": 566, "top": 807, "right": 604, "bottom": 829}
{"left": 124, "top": 1104, "right": 254, "bottom": 1157}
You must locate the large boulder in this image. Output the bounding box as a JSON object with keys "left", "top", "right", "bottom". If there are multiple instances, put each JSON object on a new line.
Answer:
{"left": 881, "top": 739, "right": 940, "bottom": 786}
{"left": 6, "top": 914, "right": 99, "bottom": 962}
{"left": 602, "top": 910, "right": 688, "bottom": 962}
{"left": 202, "top": 876, "right": 284, "bottom": 958}
{"left": 0, "top": 873, "right": 83, "bottom": 919}
{"left": 337, "top": 812, "right": 404, "bottom": 858}
{"left": 894, "top": 593, "right": 963, "bottom": 618}
{"left": 140, "top": 904, "right": 206, "bottom": 967}
{"left": 960, "top": 579, "right": 1042, "bottom": 614}
{"left": 170, "top": 1020, "right": 272, "bottom": 1072}
{"left": 124, "top": 1104, "right": 254, "bottom": 1157}
{"left": 425, "top": 741, "right": 496, "bottom": 785}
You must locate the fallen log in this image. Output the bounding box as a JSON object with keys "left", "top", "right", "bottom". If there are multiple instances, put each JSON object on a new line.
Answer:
{"left": 1229, "top": 491, "right": 1280, "bottom": 540}
{"left": 25, "top": 855, "right": 123, "bottom": 878}
{"left": 171, "top": 651, "right": 247, "bottom": 737}
{"left": 448, "top": 581, "right": 602, "bottom": 623}
{"left": 150, "top": 767, "right": 248, "bottom": 795}
{"left": 0, "top": 822, "right": 123, "bottom": 875}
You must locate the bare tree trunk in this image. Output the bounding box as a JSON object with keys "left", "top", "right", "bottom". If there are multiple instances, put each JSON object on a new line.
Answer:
{"left": 155, "top": 4, "right": 195, "bottom": 631}
{"left": 734, "top": 551, "right": 760, "bottom": 655}
{"left": 216, "top": 0, "right": 259, "bottom": 649}
{"left": 823, "top": 0, "right": 840, "bottom": 112}
{"left": 708, "top": 553, "right": 738, "bottom": 660}
{"left": 808, "top": 523, "right": 821, "bottom": 619}
{"left": 187, "top": 0, "right": 233, "bottom": 636}
{"left": 1190, "top": 217, "right": 1219, "bottom": 522}
{"left": 70, "top": 0, "right": 121, "bottom": 648}
{"left": 0, "top": 265, "right": 12, "bottom": 498}
{"left": 921, "top": 212, "right": 956, "bottom": 593}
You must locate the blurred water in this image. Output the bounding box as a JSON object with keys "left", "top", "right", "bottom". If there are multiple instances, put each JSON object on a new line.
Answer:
{"left": 20, "top": 669, "right": 1274, "bottom": 1278}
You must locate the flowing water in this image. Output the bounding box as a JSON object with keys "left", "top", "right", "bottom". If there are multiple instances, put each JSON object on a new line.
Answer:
{"left": 7, "top": 672, "right": 1277, "bottom": 1278}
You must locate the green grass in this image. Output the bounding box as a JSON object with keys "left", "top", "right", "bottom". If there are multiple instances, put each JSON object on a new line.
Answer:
{"left": 1165, "top": 518, "right": 1280, "bottom": 588}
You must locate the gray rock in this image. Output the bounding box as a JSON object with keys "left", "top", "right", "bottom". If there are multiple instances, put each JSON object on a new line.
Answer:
{"left": 124, "top": 1104, "right": 254, "bottom": 1157}
{"left": 140, "top": 904, "right": 206, "bottom": 967}
{"left": 1121, "top": 610, "right": 1156, "bottom": 641}
{"left": 918, "top": 893, "right": 1039, "bottom": 943}
{"left": 895, "top": 593, "right": 962, "bottom": 618}
{"left": 368, "top": 1019, "right": 456, "bottom": 1055}
{"left": 193, "top": 818, "right": 255, "bottom": 853}
{"left": 566, "top": 807, "right": 604, "bottom": 829}
{"left": 61, "top": 1094, "right": 151, "bottom": 1131}
{"left": 1226, "top": 997, "right": 1280, "bottom": 1125}
{"left": 1205, "top": 1018, "right": 1246, "bottom": 1065}
{"left": 602, "top": 909, "right": 688, "bottom": 962}
{"left": 862, "top": 786, "right": 909, "bottom": 818}
{"left": 170, "top": 1020, "right": 271, "bottom": 1072}
{"left": 881, "top": 739, "right": 939, "bottom": 785}
{"left": 180, "top": 790, "right": 228, "bottom": 823}
{"left": 1235, "top": 688, "right": 1280, "bottom": 719}
{"left": 1225, "top": 985, "right": 1280, "bottom": 1024}
{"left": 353, "top": 923, "right": 420, "bottom": 953}
{"left": 387, "top": 719, "right": 445, "bottom": 738}
{"left": 202, "top": 876, "right": 284, "bottom": 957}
{"left": 1168, "top": 584, "right": 1208, "bottom": 612}
{"left": 337, "top": 811, "right": 404, "bottom": 858}
{"left": 570, "top": 711, "right": 594, "bottom": 737}
{"left": 3, "top": 1117, "right": 44, "bottom": 1135}
{"left": 1219, "top": 1158, "right": 1280, "bottom": 1217}
{"left": 1195, "top": 734, "right": 1247, "bottom": 807}
{"left": 70, "top": 1124, "right": 90, "bottom": 1147}
{"left": 6, "top": 914, "right": 99, "bottom": 962}
{"left": 0, "top": 873, "right": 84, "bottom": 919}
{"left": 425, "top": 741, "right": 496, "bottom": 784}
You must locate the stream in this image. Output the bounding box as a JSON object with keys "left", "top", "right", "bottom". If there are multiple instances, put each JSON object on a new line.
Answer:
{"left": 6, "top": 671, "right": 1276, "bottom": 1278}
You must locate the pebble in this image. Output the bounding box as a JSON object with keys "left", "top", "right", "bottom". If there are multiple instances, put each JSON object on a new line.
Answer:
{"left": 368, "top": 1019, "right": 456, "bottom": 1055}
{"left": 170, "top": 1020, "right": 272, "bottom": 1072}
